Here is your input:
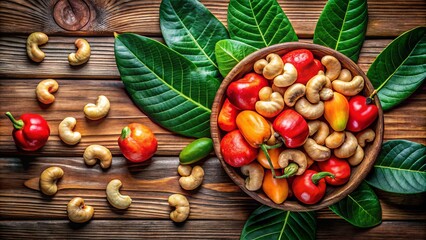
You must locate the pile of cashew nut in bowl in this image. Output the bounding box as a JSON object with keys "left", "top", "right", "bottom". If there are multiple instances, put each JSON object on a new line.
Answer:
{"left": 210, "top": 42, "right": 384, "bottom": 211}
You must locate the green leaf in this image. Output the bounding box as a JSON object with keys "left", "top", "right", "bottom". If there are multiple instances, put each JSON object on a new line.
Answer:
{"left": 114, "top": 33, "right": 219, "bottom": 138}
{"left": 329, "top": 182, "right": 382, "bottom": 228}
{"left": 215, "top": 39, "right": 258, "bottom": 77}
{"left": 227, "top": 0, "right": 298, "bottom": 49}
{"left": 365, "top": 140, "right": 426, "bottom": 194}
{"left": 240, "top": 205, "right": 316, "bottom": 240}
{"left": 313, "top": 0, "right": 368, "bottom": 62}
{"left": 160, "top": 0, "right": 229, "bottom": 80}
{"left": 367, "top": 27, "right": 426, "bottom": 111}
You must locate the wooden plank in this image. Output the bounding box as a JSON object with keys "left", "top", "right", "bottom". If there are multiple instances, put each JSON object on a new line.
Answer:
{"left": 1, "top": 157, "right": 425, "bottom": 221}
{"left": 0, "top": 220, "right": 425, "bottom": 239}
{"left": 0, "top": 0, "right": 424, "bottom": 37}
{"left": 0, "top": 37, "right": 394, "bottom": 79}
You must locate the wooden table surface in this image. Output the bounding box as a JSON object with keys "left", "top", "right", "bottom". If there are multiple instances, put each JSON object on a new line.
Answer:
{"left": 0, "top": 0, "right": 425, "bottom": 239}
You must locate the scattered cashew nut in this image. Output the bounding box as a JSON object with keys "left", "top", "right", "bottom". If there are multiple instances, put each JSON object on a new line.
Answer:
{"left": 295, "top": 97, "right": 324, "bottom": 120}
{"left": 255, "top": 87, "right": 284, "bottom": 118}
{"left": 278, "top": 149, "right": 307, "bottom": 175}
{"left": 106, "top": 179, "right": 132, "bottom": 210}
{"left": 178, "top": 165, "right": 204, "bottom": 190}
{"left": 332, "top": 75, "right": 365, "bottom": 96}
{"left": 306, "top": 72, "right": 327, "bottom": 104}
{"left": 348, "top": 145, "right": 365, "bottom": 166}
{"left": 303, "top": 138, "right": 331, "bottom": 161}
{"left": 356, "top": 128, "right": 376, "bottom": 147}
{"left": 284, "top": 83, "right": 305, "bottom": 107}
{"left": 273, "top": 63, "right": 298, "bottom": 87}
{"left": 321, "top": 55, "right": 341, "bottom": 81}
{"left": 241, "top": 162, "right": 264, "bottom": 191}
{"left": 27, "top": 32, "right": 48, "bottom": 62}
{"left": 168, "top": 194, "right": 190, "bottom": 223}
{"left": 67, "top": 197, "right": 94, "bottom": 223}
{"left": 338, "top": 69, "right": 352, "bottom": 82}
{"left": 84, "top": 95, "right": 110, "bottom": 120}
{"left": 308, "top": 120, "right": 330, "bottom": 145}
{"left": 36, "top": 79, "right": 59, "bottom": 104}
{"left": 334, "top": 132, "right": 358, "bottom": 158}
{"left": 59, "top": 117, "right": 81, "bottom": 145}
{"left": 83, "top": 144, "right": 112, "bottom": 169}
{"left": 68, "top": 38, "right": 91, "bottom": 66}
{"left": 325, "top": 131, "right": 346, "bottom": 149}
{"left": 39, "top": 166, "right": 64, "bottom": 196}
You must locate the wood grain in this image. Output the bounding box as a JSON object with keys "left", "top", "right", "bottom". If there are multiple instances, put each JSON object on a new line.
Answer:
{"left": 0, "top": 0, "right": 424, "bottom": 37}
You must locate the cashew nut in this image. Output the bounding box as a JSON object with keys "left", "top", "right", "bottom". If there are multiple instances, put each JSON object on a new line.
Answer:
{"left": 36, "top": 79, "right": 59, "bottom": 104}
{"left": 266, "top": 121, "right": 278, "bottom": 145}
{"left": 241, "top": 162, "right": 264, "bottom": 191}
{"left": 295, "top": 97, "right": 324, "bottom": 120}
{"left": 68, "top": 38, "right": 91, "bottom": 66}
{"left": 254, "top": 59, "right": 268, "bottom": 75}
{"left": 348, "top": 145, "right": 365, "bottom": 166}
{"left": 39, "top": 166, "right": 64, "bottom": 196}
{"left": 306, "top": 73, "right": 327, "bottom": 104}
{"left": 356, "top": 128, "right": 376, "bottom": 147}
{"left": 178, "top": 165, "right": 204, "bottom": 190}
{"left": 332, "top": 75, "right": 365, "bottom": 96}
{"left": 334, "top": 132, "right": 358, "bottom": 158}
{"left": 83, "top": 145, "right": 112, "bottom": 169}
{"left": 319, "top": 88, "right": 334, "bottom": 101}
{"left": 308, "top": 120, "right": 330, "bottom": 145}
{"left": 59, "top": 117, "right": 81, "bottom": 145}
{"left": 26, "top": 32, "right": 48, "bottom": 62}
{"left": 321, "top": 55, "right": 341, "bottom": 81}
{"left": 84, "top": 95, "right": 110, "bottom": 120}
{"left": 67, "top": 197, "right": 94, "bottom": 223}
{"left": 338, "top": 69, "right": 352, "bottom": 82}
{"left": 273, "top": 63, "right": 298, "bottom": 87}
{"left": 168, "top": 194, "right": 190, "bottom": 223}
{"left": 284, "top": 83, "right": 305, "bottom": 107}
{"left": 255, "top": 87, "right": 284, "bottom": 118}
{"left": 177, "top": 164, "right": 192, "bottom": 177}
{"left": 325, "top": 131, "right": 346, "bottom": 149}
{"left": 303, "top": 138, "right": 331, "bottom": 161}
{"left": 278, "top": 149, "right": 307, "bottom": 175}
{"left": 106, "top": 179, "right": 132, "bottom": 210}
{"left": 254, "top": 54, "right": 284, "bottom": 79}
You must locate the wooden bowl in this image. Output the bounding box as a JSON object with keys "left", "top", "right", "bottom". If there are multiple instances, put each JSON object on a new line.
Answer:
{"left": 210, "top": 42, "right": 384, "bottom": 211}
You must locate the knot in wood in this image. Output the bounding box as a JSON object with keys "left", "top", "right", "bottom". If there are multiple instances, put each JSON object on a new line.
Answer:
{"left": 53, "top": 0, "right": 91, "bottom": 31}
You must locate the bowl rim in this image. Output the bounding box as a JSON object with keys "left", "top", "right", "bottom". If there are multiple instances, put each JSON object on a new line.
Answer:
{"left": 210, "top": 42, "right": 384, "bottom": 211}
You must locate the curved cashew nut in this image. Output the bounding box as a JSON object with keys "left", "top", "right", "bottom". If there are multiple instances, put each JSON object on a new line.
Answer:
{"left": 67, "top": 197, "right": 94, "bottom": 223}
{"left": 325, "top": 131, "right": 346, "bottom": 149}
{"left": 168, "top": 194, "right": 190, "bottom": 223}
{"left": 356, "top": 128, "right": 376, "bottom": 147}
{"left": 36, "top": 79, "right": 59, "bottom": 104}
{"left": 68, "top": 38, "right": 91, "bottom": 66}
{"left": 278, "top": 149, "right": 307, "bottom": 175}
{"left": 254, "top": 53, "right": 284, "bottom": 79}
{"left": 332, "top": 76, "right": 365, "bottom": 96}
{"left": 338, "top": 69, "right": 352, "bottom": 82}
{"left": 295, "top": 97, "right": 324, "bottom": 120}
{"left": 241, "top": 162, "right": 264, "bottom": 191}
{"left": 106, "top": 179, "right": 132, "bottom": 210}
{"left": 303, "top": 138, "right": 331, "bottom": 161}
{"left": 59, "top": 117, "right": 81, "bottom": 145}
{"left": 334, "top": 132, "right": 358, "bottom": 158}
{"left": 178, "top": 165, "right": 204, "bottom": 190}
{"left": 319, "top": 88, "right": 334, "bottom": 101}
{"left": 273, "top": 63, "right": 298, "bottom": 87}
{"left": 308, "top": 120, "right": 330, "bottom": 145}
{"left": 83, "top": 145, "right": 112, "bottom": 169}
{"left": 177, "top": 164, "right": 192, "bottom": 177}
{"left": 306, "top": 73, "right": 327, "bottom": 104}
{"left": 348, "top": 145, "right": 365, "bottom": 166}
{"left": 27, "top": 32, "right": 48, "bottom": 62}
{"left": 255, "top": 87, "right": 284, "bottom": 118}
{"left": 84, "top": 95, "right": 111, "bottom": 120}
{"left": 39, "top": 166, "right": 64, "bottom": 196}
{"left": 321, "top": 55, "right": 341, "bottom": 81}
{"left": 284, "top": 83, "right": 305, "bottom": 107}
